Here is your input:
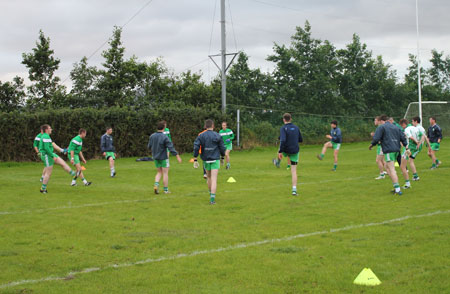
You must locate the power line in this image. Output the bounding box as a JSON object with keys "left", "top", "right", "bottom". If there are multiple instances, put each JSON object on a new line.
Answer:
{"left": 62, "top": 0, "right": 154, "bottom": 84}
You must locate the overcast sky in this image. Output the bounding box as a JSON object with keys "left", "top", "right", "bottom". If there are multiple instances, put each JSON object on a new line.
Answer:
{"left": 1, "top": 0, "right": 449, "bottom": 87}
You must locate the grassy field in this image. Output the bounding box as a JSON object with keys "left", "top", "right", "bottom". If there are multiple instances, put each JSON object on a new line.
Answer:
{"left": 0, "top": 141, "right": 449, "bottom": 293}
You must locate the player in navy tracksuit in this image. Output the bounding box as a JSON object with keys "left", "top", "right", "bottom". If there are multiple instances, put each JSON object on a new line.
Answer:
{"left": 317, "top": 120, "right": 342, "bottom": 171}
{"left": 278, "top": 113, "right": 303, "bottom": 196}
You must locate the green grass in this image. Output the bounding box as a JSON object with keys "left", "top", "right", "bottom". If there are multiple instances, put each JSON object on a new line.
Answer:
{"left": 0, "top": 141, "right": 449, "bottom": 293}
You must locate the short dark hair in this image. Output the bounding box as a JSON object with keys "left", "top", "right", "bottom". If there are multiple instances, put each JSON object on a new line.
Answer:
{"left": 412, "top": 116, "right": 421, "bottom": 123}
{"left": 399, "top": 119, "right": 408, "bottom": 125}
{"left": 41, "top": 124, "right": 50, "bottom": 132}
{"left": 106, "top": 126, "right": 112, "bottom": 131}
{"left": 331, "top": 120, "right": 338, "bottom": 126}
{"left": 375, "top": 116, "right": 381, "bottom": 121}
{"left": 222, "top": 121, "right": 227, "bottom": 125}
{"left": 79, "top": 128, "right": 87, "bottom": 134}
{"left": 157, "top": 121, "right": 165, "bottom": 130}
{"left": 430, "top": 116, "right": 437, "bottom": 121}
{"left": 283, "top": 113, "right": 291, "bottom": 121}
{"left": 379, "top": 115, "right": 389, "bottom": 122}
{"left": 205, "top": 119, "right": 214, "bottom": 129}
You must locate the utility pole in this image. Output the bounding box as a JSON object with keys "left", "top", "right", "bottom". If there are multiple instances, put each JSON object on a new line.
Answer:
{"left": 209, "top": 0, "right": 238, "bottom": 114}
{"left": 220, "top": 0, "right": 226, "bottom": 114}
{"left": 416, "top": 0, "right": 423, "bottom": 122}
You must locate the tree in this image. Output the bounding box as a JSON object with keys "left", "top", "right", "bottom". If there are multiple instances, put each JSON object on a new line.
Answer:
{"left": 22, "top": 30, "right": 65, "bottom": 109}
{"left": 0, "top": 76, "right": 26, "bottom": 112}
{"left": 69, "top": 56, "right": 100, "bottom": 108}
{"left": 428, "top": 50, "right": 450, "bottom": 93}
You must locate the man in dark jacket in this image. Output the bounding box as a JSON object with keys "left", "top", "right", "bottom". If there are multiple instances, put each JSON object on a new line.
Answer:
{"left": 317, "top": 120, "right": 342, "bottom": 171}
{"left": 278, "top": 113, "right": 303, "bottom": 196}
{"left": 426, "top": 116, "right": 443, "bottom": 169}
{"left": 101, "top": 127, "right": 117, "bottom": 177}
{"left": 370, "top": 115, "right": 409, "bottom": 195}
{"left": 148, "top": 121, "right": 182, "bottom": 194}
{"left": 193, "top": 119, "right": 226, "bottom": 205}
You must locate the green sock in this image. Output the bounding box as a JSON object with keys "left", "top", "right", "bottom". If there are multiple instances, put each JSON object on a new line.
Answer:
{"left": 163, "top": 187, "right": 168, "bottom": 192}
{"left": 436, "top": 159, "right": 440, "bottom": 164}
{"left": 70, "top": 170, "right": 76, "bottom": 177}
{"left": 287, "top": 164, "right": 291, "bottom": 168}
{"left": 320, "top": 154, "right": 324, "bottom": 158}
{"left": 333, "top": 164, "right": 337, "bottom": 170}
{"left": 41, "top": 184, "right": 47, "bottom": 190}
{"left": 413, "top": 173, "right": 418, "bottom": 178}
{"left": 210, "top": 193, "right": 215, "bottom": 202}
{"left": 432, "top": 163, "right": 436, "bottom": 168}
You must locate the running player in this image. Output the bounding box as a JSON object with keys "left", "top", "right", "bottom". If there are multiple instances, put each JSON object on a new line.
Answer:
{"left": 369, "top": 115, "right": 409, "bottom": 195}
{"left": 399, "top": 119, "right": 412, "bottom": 189}
{"left": 317, "top": 120, "right": 342, "bottom": 171}
{"left": 34, "top": 128, "right": 68, "bottom": 182}
{"left": 219, "top": 122, "right": 234, "bottom": 169}
{"left": 278, "top": 113, "right": 303, "bottom": 196}
{"left": 38, "top": 124, "right": 79, "bottom": 193}
{"left": 193, "top": 119, "right": 226, "bottom": 204}
{"left": 409, "top": 116, "right": 427, "bottom": 180}
{"left": 371, "top": 116, "right": 387, "bottom": 180}
{"left": 426, "top": 116, "right": 443, "bottom": 169}
{"left": 148, "top": 121, "right": 182, "bottom": 194}
{"left": 100, "top": 127, "right": 117, "bottom": 177}
{"left": 68, "top": 129, "right": 92, "bottom": 186}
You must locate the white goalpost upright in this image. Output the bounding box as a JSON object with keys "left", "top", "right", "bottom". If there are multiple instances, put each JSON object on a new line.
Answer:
{"left": 404, "top": 101, "right": 449, "bottom": 134}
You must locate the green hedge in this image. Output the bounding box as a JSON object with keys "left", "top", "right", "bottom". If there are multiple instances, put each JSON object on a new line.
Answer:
{"left": 0, "top": 107, "right": 228, "bottom": 162}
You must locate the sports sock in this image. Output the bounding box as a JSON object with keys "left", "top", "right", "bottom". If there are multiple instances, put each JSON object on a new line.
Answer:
{"left": 82, "top": 178, "right": 88, "bottom": 184}
{"left": 432, "top": 163, "right": 437, "bottom": 168}
{"left": 210, "top": 193, "right": 216, "bottom": 202}
{"left": 380, "top": 173, "right": 385, "bottom": 177}
{"left": 405, "top": 180, "right": 411, "bottom": 187}
{"left": 320, "top": 153, "right": 324, "bottom": 158}
{"left": 413, "top": 173, "right": 418, "bottom": 178}
{"left": 436, "top": 159, "right": 440, "bottom": 164}
{"left": 40, "top": 176, "right": 44, "bottom": 181}
{"left": 41, "top": 183, "right": 47, "bottom": 190}
{"left": 292, "top": 186, "right": 297, "bottom": 192}
{"left": 287, "top": 164, "right": 291, "bottom": 168}
{"left": 70, "top": 170, "right": 76, "bottom": 177}
{"left": 394, "top": 183, "right": 400, "bottom": 192}
{"left": 154, "top": 182, "right": 159, "bottom": 187}
{"left": 333, "top": 164, "right": 337, "bottom": 170}
{"left": 163, "top": 187, "right": 168, "bottom": 192}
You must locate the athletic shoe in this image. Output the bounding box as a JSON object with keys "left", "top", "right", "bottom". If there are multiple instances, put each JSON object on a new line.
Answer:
{"left": 430, "top": 166, "right": 437, "bottom": 170}
{"left": 226, "top": 163, "right": 230, "bottom": 170}
{"left": 383, "top": 171, "right": 388, "bottom": 175}
{"left": 210, "top": 201, "right": 216, "bottom": 205}
{"left": 316, "top": 154, "right": 323, "bottom": 161}
{"left": 275, "top": 160, "right": 280, "bottom": 168}
{"left": 391, "top": 190, "right": 403, "bottom": 196}
{"left": 84, "top": 182, "right": 92, "bottom": 186}
{"left": 375, "top": 175, "right": 385, "bottom": 180}
{"left": 154, "top": 186, "right": 159, "bottom": 194}
{"left": 413, "top": 177, "right": 420, "bottom": 181}
{"left": 272, "top": 159, "right": 278, "bottom": 167}
{"left": 111, "top": 172, "right": 116, "bottom": 178}
{"left": 163, "top": 190, "right": 171, "bottom": 194}
{"left": 331, "top": 168, "right": 336, "bottom": 172}
{"left": 403, "top": 184, "right": 411, "bottom": 189}
{"left": 437, "top": 161, "right": 442, "bottom": 167}
{"left": 292, "top": 190, "right": 297, "bottom": 196}
{"left": 71, "top": 182, "right": 77, "bottom": 186}
{"left": 40, "top": 189, "right": 47, "bottom": 194}
{"left": 203, "top": 174, "right": 207, "bottom": 179}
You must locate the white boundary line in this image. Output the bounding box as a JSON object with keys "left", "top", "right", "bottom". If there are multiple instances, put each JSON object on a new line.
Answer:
{"left": 1, "top": 209, "right": 448, "bottom": 289}
{"left": 0, "top": 176, "right": 369, "bottom": 216}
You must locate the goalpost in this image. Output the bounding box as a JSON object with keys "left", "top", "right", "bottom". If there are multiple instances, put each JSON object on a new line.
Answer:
{"left": 404, "top": 101, "right": 449, "bottom": 135}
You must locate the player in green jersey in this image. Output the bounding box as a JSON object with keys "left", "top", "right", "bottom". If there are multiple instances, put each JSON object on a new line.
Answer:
{"left": 219, "top": 122, "right": 234, "bottom": 169}
{"left": 38, "top": 124, "right": 79, "bottom": 193}
{"left": 409, "top": 116, "right": 427, "bottom": 180}
{"left": 371, "top": 116, "right": 387, "bottom": 180}
{"left": 34, "top": 129, "right": 69, "bottom": 182}
{"left": 68, "top": 128, "right": 91, "bottom": 186}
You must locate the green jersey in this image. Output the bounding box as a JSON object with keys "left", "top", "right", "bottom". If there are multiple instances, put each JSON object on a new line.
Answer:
{"left": 219, "top": 128, "right": 234, "bottom": 145}
{"left": 39, "top": 133, "right": 54, "bottom": 156}
{"left": 163, "top": 128, "right": 172, "bottom": 142}
{"left": 33, "top": 133, "right": 43, "bottom": 148}
{"left": 68, "top": 135, "right": 83, "bottom": 155}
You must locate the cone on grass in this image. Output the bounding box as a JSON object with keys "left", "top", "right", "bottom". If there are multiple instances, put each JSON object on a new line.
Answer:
{"left": 189, "top": 158, "right": 195, "bottom": 163}
{"left": 353, "top": 268, "right": 381, "bottom": 286}
{"left": 227, "top": 177, "right": 236, "bottom": 183}
{"left": 394, "top": 161, "right": 399, "bottom": 167}
{"left": 81, "top": 166, "right": 86, "bottom": 171}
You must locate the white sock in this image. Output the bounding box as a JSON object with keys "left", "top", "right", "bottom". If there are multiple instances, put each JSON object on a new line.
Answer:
{"left": 292, "top": 186, "right": 297, "bottom": 190}
{"left": 395, "top": 187, "right": 400, "bottom": 192}
{"left": 71, "top": 180, "right": 76, "bottom": 185}
{"left": 83, "top": 179, "right": 88, "bottom": 184}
